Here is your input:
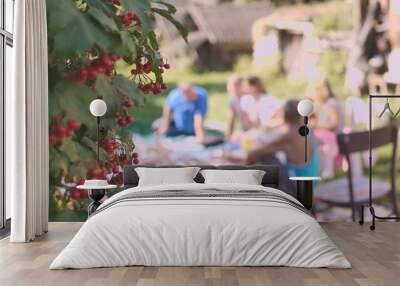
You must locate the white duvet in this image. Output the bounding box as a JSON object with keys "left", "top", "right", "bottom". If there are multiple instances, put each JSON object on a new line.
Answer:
{"left": 50, "top": 183, "right": 351, "bottom": 269}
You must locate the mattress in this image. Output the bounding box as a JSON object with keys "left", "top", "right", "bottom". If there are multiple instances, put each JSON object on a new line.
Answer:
{"left": 50, "top": 183, "right": 351, "bottom": 269}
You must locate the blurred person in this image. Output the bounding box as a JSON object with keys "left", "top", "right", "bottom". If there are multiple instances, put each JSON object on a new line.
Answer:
{"left": 311, "top": 79, "right": 343, "bottom": 133}
{"left": 225, "top": 99, "right": 320, "bottom": 178}
{"left": 225, "top": 74, "right": 244, "bottom": 137}
{"left": 310, "top": 79, "right": 344, "bottom": 178}
{"left": 158, "top": 81, "right": 208, "bottom": 142}
{"left": 240, "top": 76, "right": 282, "bottom": 130}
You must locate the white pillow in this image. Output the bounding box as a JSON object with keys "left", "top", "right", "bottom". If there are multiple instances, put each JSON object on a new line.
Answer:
{"left": 200, "top": 169, "right": 266, "bottom": 185}
{"left": 135, "top": 167, "right": 200, "bottom": 186}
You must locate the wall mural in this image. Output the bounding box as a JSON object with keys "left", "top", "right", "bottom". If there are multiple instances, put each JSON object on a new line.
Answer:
{"left": 47, "top": 0, "right": 186, "bottom": 221}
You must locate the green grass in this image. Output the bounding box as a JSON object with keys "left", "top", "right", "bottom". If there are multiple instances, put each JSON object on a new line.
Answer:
{"left": 130, "top": 68, "right": 310, "bottom": 128}
{"left": 127, "top": 61, "right": 400, "bottom": 207}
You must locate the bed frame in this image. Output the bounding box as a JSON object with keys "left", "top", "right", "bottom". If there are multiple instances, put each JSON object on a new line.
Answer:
{"left": 123, "top": 165, "right": 281, "bottom": 189}
{"left": 122, "top": 165, "right": 313, "bottom": 211}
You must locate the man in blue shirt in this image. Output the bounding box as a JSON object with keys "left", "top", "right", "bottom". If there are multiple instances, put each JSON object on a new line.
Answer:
{"left": 158, "top": 81, "right": 208, "bottom": 142}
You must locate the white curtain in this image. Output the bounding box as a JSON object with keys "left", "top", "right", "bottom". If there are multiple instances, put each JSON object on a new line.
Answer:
{"left": 8, "top": 0, "right": 49, "bottom": 242}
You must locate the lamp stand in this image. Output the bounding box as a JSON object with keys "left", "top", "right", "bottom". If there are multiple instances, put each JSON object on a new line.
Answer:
{"left": 298, "top": 116, "right": 310, "bottom": 163}
{"left": 96, "top": 116, "right": 100, "bottom": 163}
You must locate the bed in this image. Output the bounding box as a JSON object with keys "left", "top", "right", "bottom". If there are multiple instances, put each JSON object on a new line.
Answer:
{"left": 50, "top": 165, "right": 350, "bottom": 269}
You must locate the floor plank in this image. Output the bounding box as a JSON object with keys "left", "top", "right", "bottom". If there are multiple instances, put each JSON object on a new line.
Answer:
{"left": 0, "top": 222, "right": 399, "bottom": 286}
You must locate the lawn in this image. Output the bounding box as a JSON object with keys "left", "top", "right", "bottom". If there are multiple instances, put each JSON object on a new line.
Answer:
{"left": 131, "top": 68, "right": 310, "bottom": 130}
{"left": 132, "top": 67, "right": 400, "bottom": 208}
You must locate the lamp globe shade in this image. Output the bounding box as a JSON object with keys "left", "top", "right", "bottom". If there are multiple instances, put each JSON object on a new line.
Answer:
{"left": 89, "top": 99, "right": 107, "bottom": 117}
{"left": 297, "top": 99, "right": 314, "bottom": 117}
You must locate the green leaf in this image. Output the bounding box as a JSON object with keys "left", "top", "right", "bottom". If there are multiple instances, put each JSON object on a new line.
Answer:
{"left": 47, "top": 0, "right": 122, "bottom": 57}
{"left": 151, "top": 0, "right": 176, "bottom": 14}
{"left": 95, "top": 75, "right": 118, "bottom": 98}
{"left": 50, "top": 81, "right": 97, "bottom": 128}
{"left": 120, "top": 0, "right": 152, "bottom": 33}
{"left": 120, "top": 30, "right": 137, "bottom": 58}
{"left": 87, "top": 7, "right": 119, "bottom": 33}
{"left": 151, "top": 8, "right": 188, "bottom": 42}
{"left": 85, "top": 0, "right": 116, "bottom": 17}
{"left": 113, "top": 75, "right": 146, "bottom": 105}
{"left": 148, "top": 31, "right": 159, "bottom": 50}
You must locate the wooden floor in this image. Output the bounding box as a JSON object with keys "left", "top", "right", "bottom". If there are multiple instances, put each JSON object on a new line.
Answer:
{"left": 0, "top": 222, "right": 399, "bottom": 286}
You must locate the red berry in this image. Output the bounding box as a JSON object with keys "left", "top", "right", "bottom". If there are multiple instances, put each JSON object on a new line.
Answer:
{"left": 125, "top": 116, "right": 133, "bottom": 124}
{"left": 66, "top": 129, "right": 74, "bottom": 138}
{"left": 54, "top": 125, "right": 67, "bottom": 139}
{"left": 114, "top": 112, "right": 121, "bottom": 118}
{"left": 124, "top": 100, "right": 133, "bottom": 108}
{"left": 132, "top": 158, "right": 139, "bottom": 165}
{"left": 79, "top": 188, "right": 88, "bottom": 198}
{"left": 105, "top": 138, "right": 114, "bottom": 145}
{"left": 126, "top": 11, "right": 134, "bottom": 20}
{"left": 88, "top": 168, "right": 102, "bottom": 179}
{"left": 86, "top": 67, "right": 97, "bottom": 80}
{"left": 100, "top": 170, "right": 108, "bottom": 180}
{"left": 118, "top": 118, "right": 127, "bottom": 127}
{"left": 70, "top": 189, "right": 81, "bottom": 200}
{"left": 120, "top": 13, "right": 133, "bottom": 26}
{"left": 163, "top": 63, "right": 170, "bottom": 69}
{"left": 101, "top": 55, "right": 114, "bottom": 69}
{"left": 78, "top": 68, "right": 88, "bottom": 83}
{"left": 136, "top": 64, "right": 143, "bottom": 74}
{"left": 110, "top": 55, "right": 120, "bottom": 61}
{"left": 143, "top": 63, "right": 152, "bottom": 74}
{"left": 49, "top": 134, "right": 57, "bottom": 146}
{"left": 77, "top": 178, "right": 85, "bottom": 185}
{"left": 94, "top": 65, "right": 106, "bottom": 74}
{"left": 108, "top": 0, "right": 120, "bottom": 5}
{"left": 67, "top": 119, "right": 81, "bottom": 131}
{"left": 132, "top": 152, "right": 139, "bottom": 158}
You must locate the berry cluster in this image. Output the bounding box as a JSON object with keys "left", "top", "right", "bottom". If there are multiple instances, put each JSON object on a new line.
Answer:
{"left": 49, "top": 119, "right": 81, "bottom": 146}
{"left": 68, "top": 54, "right": 120, "bottom": 84}
{"left": 116, "top": 113, "right": 133, "bottom": 127}
{"left": 131, "top": 61, "right": 170, "bottom": 94}
{"left": 101, "top": 137, "right": 118, "bottom": 156}
{"left": 120, "top": 11, "right": 140, "bottom": 27}
{"left": 122, "top": 95, "right": 133, "bottom": 108}
{"left": 87, "top": 166, "right": 108, "bottom": 180}
{"left": 70, "top": 178, "right": 88, "bottom": 200}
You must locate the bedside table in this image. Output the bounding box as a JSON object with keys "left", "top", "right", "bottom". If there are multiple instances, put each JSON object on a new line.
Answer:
{"left": 289, "top": 177, "right": 321, "bottom": 210}
{"left": 77, "top": 182, "right": 117, "bottom": 216}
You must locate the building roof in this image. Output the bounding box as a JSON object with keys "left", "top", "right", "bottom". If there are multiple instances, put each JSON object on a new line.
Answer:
{"left": 188, "top": 3, "right": 273, "bottom": 45}
{"left": 156, "top": 2, "right": 273, "bottom": 46}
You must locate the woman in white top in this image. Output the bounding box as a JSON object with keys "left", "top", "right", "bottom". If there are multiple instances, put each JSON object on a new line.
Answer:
{"left": 240, "top": 76, "right": 282, "bottom": 130}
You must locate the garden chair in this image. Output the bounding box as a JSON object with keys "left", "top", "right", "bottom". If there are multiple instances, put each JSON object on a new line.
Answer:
{"left": 314, "top": 125, "right": 399, "bottom": 221}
